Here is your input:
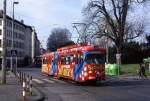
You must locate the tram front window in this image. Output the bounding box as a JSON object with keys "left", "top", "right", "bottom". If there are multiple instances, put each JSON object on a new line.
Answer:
{"left": 85, "top": 54, "right": 105, "bottom": 64}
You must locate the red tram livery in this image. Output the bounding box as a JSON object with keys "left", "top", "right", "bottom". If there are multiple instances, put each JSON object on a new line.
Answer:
{"left": 42, "top": 44, "right": 105, "bottom": 82}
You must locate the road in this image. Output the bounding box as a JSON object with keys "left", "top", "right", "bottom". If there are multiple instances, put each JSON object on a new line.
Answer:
{"left": 20, "top": 68, "right": 150, "bottom": 101}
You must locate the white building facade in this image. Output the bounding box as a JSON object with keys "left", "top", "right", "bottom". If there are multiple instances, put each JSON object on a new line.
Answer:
{"left": 0, "top": 10, "right": 41, "bottom": 67}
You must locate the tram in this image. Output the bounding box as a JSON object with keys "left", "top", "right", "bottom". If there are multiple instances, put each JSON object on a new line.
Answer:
{"left": 42, "top": 44, "right": 105, "bottom": 82}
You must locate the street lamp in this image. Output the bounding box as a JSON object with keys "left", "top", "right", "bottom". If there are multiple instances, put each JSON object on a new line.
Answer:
{"left": 10, "top": 1, "right": 19, "bottom": 72}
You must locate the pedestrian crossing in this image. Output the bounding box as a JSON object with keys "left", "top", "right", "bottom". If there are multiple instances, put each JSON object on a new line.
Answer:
{"left": 49, "top": 78, "right": 66, "bottom": 84}
{"left": 33, "top": 78, "right": 44, "bottom": 84}
{"left": 32, "top": 78, "right": 67, "bottom": 85}
{"left": 43, "top": 78, "right": 55, "bottom": 83}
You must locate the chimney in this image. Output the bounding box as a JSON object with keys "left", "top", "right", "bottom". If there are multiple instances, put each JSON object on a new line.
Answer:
{"left": 0, "top": 10, "right": 3, "bottom": 17}
{"left": 21, "top": 20, "right": 24, "bottom": 24}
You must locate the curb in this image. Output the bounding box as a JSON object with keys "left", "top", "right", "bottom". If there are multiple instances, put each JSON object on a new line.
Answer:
{"left": 29, "top": 86, "right": 45, "bottom": 101}
{"left": 8, "top": 71, "right": 45, "bottom": 101}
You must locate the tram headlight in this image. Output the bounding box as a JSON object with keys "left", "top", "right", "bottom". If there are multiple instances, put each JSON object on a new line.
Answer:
{"left": 88, "top": 71, "right": 92, "bottom": 73}
{"left": 84, "top": 72, "right": 88, "bottom": 77}
{"left": 82, "top": 71, "right": 84, "bottom": 75}
{"left": 82, "top": 77, "right": 84, "bottom": 81}
{"left": 79, "top": 74, "right": 82, "bottom": 78}
{"left": 84, "top": 67, "right": 87, "bottom": 71}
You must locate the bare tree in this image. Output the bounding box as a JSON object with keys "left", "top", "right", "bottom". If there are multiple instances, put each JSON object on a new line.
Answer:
{"left": 83, "top": 0, "right": 147, "bottom": 65}
{"left": 146, "top": 35, "right": 150, "bottom": 44}
{"left": 73, "top": 23, "right": 94, "bottom": 44}
{"left": 46, "top": 28, "right": 72, "bottom": 51}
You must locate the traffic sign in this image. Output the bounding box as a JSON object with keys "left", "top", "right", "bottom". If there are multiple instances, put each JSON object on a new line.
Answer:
{"left": 11, "top": 49, "right": 17, "bottom": 56}
{"left": 116, "top": 53, "right": 121, "bottom": 59}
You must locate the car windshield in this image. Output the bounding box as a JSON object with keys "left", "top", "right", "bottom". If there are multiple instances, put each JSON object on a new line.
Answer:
{"left": 85, "top": 54, "right": 105, "bottom": 64}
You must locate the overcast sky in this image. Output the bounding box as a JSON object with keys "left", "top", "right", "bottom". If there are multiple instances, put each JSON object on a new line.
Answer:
{"left": 0, "top": 0, "right": 89, "bottom": 48}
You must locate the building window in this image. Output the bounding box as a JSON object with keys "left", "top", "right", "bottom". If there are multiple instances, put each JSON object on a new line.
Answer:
{"left": 0, "top": 40, "right": 1, "bottom": 47}
{"left": 0, "top": 20, "right": 2, "bottom": 26}
{"left": 0, "top": 51, "right": 2, "bottom": 56}
{"left": 6, "top": 39, "right": 11, "bottom": 47}
{"left": 0, "top": 30, "right": 2, "bottom": 35}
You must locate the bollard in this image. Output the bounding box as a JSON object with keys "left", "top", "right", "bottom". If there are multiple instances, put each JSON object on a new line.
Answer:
{"left": 21, "top": 72, "right": 23, "bottom": 83}
{"left": 19, "top": 72, "right": 21, "bottom": 82}
{"left": 20, "top": 72, "right": 22, "bottom": 83}
{"left": 22, "top": 79, "right": 26, "bottom": 101}
{"left": 29, "top": 76, "right": 32, "bottom": 96}
{"left": 23, "top": 73, "right": 26, "bottom": 81}
{"left": 17, "top": 72, "right": 19, "bottom": 77}
{"left": 26, "top": 75, "right": 30, "bottom": 92}
{"left": 23, "top": 73, "right": 25, "bottom": 84}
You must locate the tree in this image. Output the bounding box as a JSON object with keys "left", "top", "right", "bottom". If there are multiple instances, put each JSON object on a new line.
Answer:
{"left": 83, "top": 0, "right": 147, "bottom": 64}
{"left": 122, "top": 42, "right": 143, "bottom": 64}
{"left": 47, "top": 28, "right": 73, "bottom": 51}
{"left": 61, "top": 40, "right": 75, "bottom": 47}
{"left": 146, "top": 35, "right": 150, "bottom": 44}
{"left": 73, "top": 23, "right": 94, "bottom": 44}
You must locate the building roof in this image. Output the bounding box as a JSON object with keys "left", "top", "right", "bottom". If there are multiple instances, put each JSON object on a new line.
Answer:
{"left": 0, "top": 10, "right": 32, "bottom": 30}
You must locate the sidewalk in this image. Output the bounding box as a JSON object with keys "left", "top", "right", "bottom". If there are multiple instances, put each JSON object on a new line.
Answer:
{"left": 118, "top": 75, "right": 150, "bottom": 80}
{"left": 106, "top": 75, "right": 150, "bottom": 82}
{"left": 0, "top": 71, "right": 22, "bottom": 101}
{"left": 0, "top": 71, "right": 44, "bottom": 101}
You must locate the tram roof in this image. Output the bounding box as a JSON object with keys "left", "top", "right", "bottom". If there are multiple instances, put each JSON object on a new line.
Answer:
{"left": 57, "top": 44, "right": 105, "bottom": 53}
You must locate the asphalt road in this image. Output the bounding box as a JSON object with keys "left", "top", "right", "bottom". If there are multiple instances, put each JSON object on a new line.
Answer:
{"left": 19, "top": 68, "right": 150, "bottom": 101}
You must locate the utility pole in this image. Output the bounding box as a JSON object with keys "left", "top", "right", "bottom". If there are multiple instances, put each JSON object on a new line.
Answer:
{"left": 32, "top": 27, "right": 35, "bottom": 64}
{"left": 1, "top": 0, "right": 7, "bottom": 84}
{"left": 10, "top": 1, "right": 19, "bottom": 72}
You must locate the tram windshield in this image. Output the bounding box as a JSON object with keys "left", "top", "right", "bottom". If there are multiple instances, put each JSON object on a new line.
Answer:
{"left": 85, "top": 54, "right": 105, "bottom": 64}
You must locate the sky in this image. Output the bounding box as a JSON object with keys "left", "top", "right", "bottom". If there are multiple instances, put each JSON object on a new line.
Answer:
{"left": 0, "top": 0, "right": 89, "bottom": 48}
{"left": 0, "top": 0, "right": 149, "bottom": 48}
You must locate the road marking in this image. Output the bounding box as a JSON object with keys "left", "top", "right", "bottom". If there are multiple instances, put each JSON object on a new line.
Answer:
{"left": 50, "top": 78, "right": 66, "bottom": 84}
{"left": 42, "top": 78, "right": 55, "bottom": 83}
{"left": 33, "top": 79, "right": 44, "bottom": 84}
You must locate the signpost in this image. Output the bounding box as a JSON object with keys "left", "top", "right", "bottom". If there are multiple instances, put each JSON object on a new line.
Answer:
{"left": 11, "top": 50, "right": 17, "bottom": 57}
{"left": 10, "top": 49, "right": 17, "bottom": 74}
{"left": 116, "top": 53, "right": 121, "bottom": 75}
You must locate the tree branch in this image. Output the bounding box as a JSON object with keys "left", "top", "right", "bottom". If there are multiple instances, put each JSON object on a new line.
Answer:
{"left": 111, "top": 0, "right": 119, "bottom": 22}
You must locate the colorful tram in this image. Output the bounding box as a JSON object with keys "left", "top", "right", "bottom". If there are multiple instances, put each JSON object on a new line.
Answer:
{"left": 42, "top": 44, "right": 106, "bottom": 82}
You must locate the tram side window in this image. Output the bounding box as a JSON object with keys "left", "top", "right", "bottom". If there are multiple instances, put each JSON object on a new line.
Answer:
{"left": 52, "top": 58, "right": 56, "bottom": 64}
{"left": 66, "top": 57, "right": 69, "bottom": 65}
{"left": 70, "top": 55, "right": 74, "bottom": 64}
{"left": 66, "top": 55, "right": 74, "bottom": 65}
{"left": 76, "top": 55, "right": 79, "bottom": 64}
{"left": 43, "top": 58, "right": 47, "bottom": 64}
{"left": 61, "top": 57, "right": 65, "bottom": 65}
{"left": 69, "top": 56, "right": 71, "bottom": 64}
{"left": 76, "top": 54, "right": 83, "bottom": 64}
{"left": 61, "top": 55, "right": 74, "bottom": 65}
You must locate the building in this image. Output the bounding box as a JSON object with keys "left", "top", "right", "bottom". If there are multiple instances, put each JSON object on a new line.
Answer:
{"left": 0, "top": 10, "right": 41, "bottom": 67}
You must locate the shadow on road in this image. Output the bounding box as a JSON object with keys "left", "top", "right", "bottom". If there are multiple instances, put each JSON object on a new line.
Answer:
{"left": 101, "top": 79, "right": 150, "bottom": 87}
{"left": 71, "top": 79, "right": 150, "bottom": 87}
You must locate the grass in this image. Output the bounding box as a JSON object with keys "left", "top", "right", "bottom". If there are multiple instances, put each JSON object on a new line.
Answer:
{"left": 120, "top": 64, "right": 150, "bottom": 76}
{"left": 120, "top": 64, "right": 139, "bottom": 75}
